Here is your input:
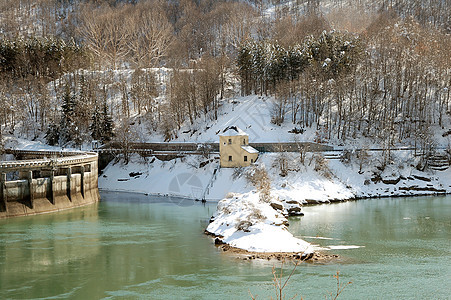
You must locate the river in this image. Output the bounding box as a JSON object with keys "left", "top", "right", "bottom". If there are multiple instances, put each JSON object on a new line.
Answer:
{"left": 0, "top": 191, "right": 450, "bottom": 299}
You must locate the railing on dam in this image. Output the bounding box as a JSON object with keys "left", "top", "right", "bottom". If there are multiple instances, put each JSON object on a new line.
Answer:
{"left": 1, "top": 150, "right": 98, "bottom": 171}
{"left": 0, "top": 150, "right": 100, "bottom": 218}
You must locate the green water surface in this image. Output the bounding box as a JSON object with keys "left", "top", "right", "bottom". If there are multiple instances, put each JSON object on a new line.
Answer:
{"left": 0, "top": 192, "right": 450, "bottom": 299}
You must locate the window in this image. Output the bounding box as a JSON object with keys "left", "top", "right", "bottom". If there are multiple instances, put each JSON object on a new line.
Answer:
{"left": 251, "top": 159, "right": 254, "bottom": 163}
{"left": 228, "top": 138, "right": 232, "bottom": 144}
{"left": 228, "top": 156, "right": 232, "bottom": 161}
{"left": 243, "top": 139, "right": 246, "bottom": 145}
{"left": 244, "top": 156, "right": 248, "bottom": 162}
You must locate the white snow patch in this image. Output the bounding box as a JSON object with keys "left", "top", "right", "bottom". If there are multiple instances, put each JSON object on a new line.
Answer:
{"left": 206, "top": 192, "right": 313, "bottom": 254}
{"left": 327, "top": 245, "right": 364, "bottom": 250}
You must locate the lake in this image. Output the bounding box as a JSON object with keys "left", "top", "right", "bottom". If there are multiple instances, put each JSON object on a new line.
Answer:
{"left": 0, "top": 191, "right": 450, "bottom": 299}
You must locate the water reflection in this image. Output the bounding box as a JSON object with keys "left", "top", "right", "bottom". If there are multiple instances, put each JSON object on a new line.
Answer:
{"left": 0, "top": 205, "right": 101, "bottom": 298}
{"left": 290, "top": 196, "right": 451, "bottom": 259}
{"left": 0, "top": 193, "right": 450, "bottom": 299}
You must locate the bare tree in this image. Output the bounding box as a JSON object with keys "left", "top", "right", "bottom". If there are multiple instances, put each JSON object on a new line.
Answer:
{"left": 78, "top": 4, "right": 132, "bottom": 69}
{"left": 128, "top": 1, "right": 173, "bottom": 68}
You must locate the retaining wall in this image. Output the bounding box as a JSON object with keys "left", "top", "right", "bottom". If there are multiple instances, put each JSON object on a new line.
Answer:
{"left": 0, "top": 151, "right": 100, "bottom": 218}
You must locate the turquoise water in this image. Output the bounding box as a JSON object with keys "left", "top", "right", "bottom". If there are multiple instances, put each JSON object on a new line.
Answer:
{"left": 0, "top": 192, "right": 450, "bottom": 299}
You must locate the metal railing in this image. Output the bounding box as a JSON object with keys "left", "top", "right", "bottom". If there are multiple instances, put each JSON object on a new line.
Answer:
{"left": 1, "top": 150, "right": 98, "bottom": 172}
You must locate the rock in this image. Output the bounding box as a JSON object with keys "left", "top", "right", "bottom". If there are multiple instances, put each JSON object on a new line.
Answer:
{"left": 199, "top": 159, "right": 213, "bottom": 168}
{"left": 236, "top": 220, "right": 252, "bottom": 232}
{"left": 371, "top": 174, "right": 382, "bottom": 183}
{"left": 214, "top": 238, "right": 224, "bottom": 245}
{"left": 413, "top": 174, "right": 432, "bottom": 182}
{"left": 399, "top": 186, "right": 445, "bottom": 193}
{"left": 270, "top": 202, "right": 284, "bottom": 211}
{"left": 305, "top": 199, "right": 318, "bottom": 204}
{"left": 285, "top": 200, "right": 300, "bottom": 205}
{"left": 382, "top": 176, "right": 401, "bottom": 184}
{"left": 129, "top": 172, "right": 142, "bottom": 177}
{"left": 287, "top": 206, "right": 304, "bottom": 216}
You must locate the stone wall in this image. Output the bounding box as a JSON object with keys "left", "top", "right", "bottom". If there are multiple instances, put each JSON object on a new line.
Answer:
{"left": 0, "top": 151, "right": 100, "bottom": 218}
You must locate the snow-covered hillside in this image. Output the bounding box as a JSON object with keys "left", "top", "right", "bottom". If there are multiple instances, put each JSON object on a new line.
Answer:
{"left": 165, "top": 95, "right": 318, "bottom": 143}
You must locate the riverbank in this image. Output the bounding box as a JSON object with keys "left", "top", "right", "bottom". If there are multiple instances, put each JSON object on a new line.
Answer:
{"left": 99, "top": 151, "right": 451, "bottom": 202}
{"left": 213, "top": 240, "right": 339, "bottom": 263}
{"left": 99, "top": 151, "right": 451, "bottom": 255}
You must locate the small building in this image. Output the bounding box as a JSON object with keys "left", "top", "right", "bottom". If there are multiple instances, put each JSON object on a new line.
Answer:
{"left": 219, "top": 126, "right": 258, "bottom": 168}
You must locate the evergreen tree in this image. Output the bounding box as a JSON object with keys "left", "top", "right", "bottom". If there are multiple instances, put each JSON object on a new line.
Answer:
{"left": 90, "top": 99, "right": 102, "bottom": 142}
{"left": 59, "top": 84, "right": 75, "bottom": 146}
{"left": 45, "top": 122, "right": 60, "bottom": 146}
{"left": 90, "top": 98, "right": 113, "bottom": 144}
{"left": 0, "top": 125, "right": 4, "bottom": 156}
{"left": 101, "top": 100, "right": 114, "bottom": 143}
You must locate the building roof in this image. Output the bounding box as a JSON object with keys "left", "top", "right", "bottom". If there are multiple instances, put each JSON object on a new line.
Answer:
{"left": 241, "top": 145, "right": 259, "bottom": 154}
{"left": 219, "top": 126, "right": 247, "bottom": 136}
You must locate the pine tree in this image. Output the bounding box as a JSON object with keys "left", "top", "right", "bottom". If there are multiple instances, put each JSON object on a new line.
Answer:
{"left": 0, "top": 125, "right": 4, "bottom": 156}
{"left": 90, "top": 98, "right": 113, "bottom": 144}
{"left": 100, "top": 100, "right": 114, "bottom": 143}
{"left": 59, "top": 84, "right": 75, "bottom": 146}
{"left": 45, "top": 122, "right": 60, "bottom": 146}
{"left": 90, "top": 99, "right": 102, "bottom": 141}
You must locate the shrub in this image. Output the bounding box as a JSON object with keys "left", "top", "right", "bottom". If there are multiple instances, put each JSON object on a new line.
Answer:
{"left": 236, "top": 220, "right": 252, "bottom": 232}
{"left": 313, "top": 154, "right": 332, "bottom": 179}
{"left": 246, "top": 165, "right": 272, "bottom": 203}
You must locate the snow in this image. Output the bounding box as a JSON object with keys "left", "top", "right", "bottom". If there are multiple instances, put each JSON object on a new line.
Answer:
{"left": 163, "top": 96, "right": 321, "bottom": 144}
{"left": 3, "top": 135, "right": 79, "bottom": 152}
{"left": 99, "top": 151, "right": 451, "bottom": 203}
{"left": 99, "top": 154, "right": 251, "bottom": 201}
{"left": 206, "top": 192, "right": 313, "bottom": 254}
{"left": 219, "top": 126, "right": 248, "bottom": 136}
{"left": 241, "top": 145, "right": 259, "bottom": 154}
{"left": 327, "top": 245, "right": 363, "bottom": 250}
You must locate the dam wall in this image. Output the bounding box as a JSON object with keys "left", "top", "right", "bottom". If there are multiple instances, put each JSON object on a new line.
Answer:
{"left": 0, "top": 151, "right": 100, "bottom": 218}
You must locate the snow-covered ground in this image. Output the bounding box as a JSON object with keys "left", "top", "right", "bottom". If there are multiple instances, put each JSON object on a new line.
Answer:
{"left": 163, "top": 95, "right": 320, "bottom": 144}
{"left": 206, "top": 191, "right": 313, "bottom": 254}
{"left": 99, "top": 151, "right": 451, "bottom": 203}
{"left": 3, "top": 135, "right": 68, "bottom": 151}
{"left": 99, "top": 154, "right": 250, "bottom": 200}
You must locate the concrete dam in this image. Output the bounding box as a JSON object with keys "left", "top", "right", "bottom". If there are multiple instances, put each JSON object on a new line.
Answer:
{"left": 0, "top": 150, "right": 100, "bottom": 219}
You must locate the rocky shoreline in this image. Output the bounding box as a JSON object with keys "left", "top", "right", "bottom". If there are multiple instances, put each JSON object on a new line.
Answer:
{"left": 211, "top": 236, "right": 339, "bottom": 263}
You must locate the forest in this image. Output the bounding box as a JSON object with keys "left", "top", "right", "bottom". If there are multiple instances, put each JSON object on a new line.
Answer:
{"left": 0, "top": 0, "right": 449, "bottom": 152}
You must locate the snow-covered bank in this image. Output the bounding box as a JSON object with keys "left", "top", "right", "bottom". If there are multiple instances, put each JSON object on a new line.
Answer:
{"left": 99, "top": 154, "right": 250, "bottom": 200}
{"left": 98, "top": 153, "right": 353, "bottom": 202}
{"left": 206, "top": 192, "right": 313, "bottom": 254}
{"left": 98, "top": 150, "right": 451, "bottom": 254}
{"left": 99, "top": 151, "right": 451, "bottom": 203}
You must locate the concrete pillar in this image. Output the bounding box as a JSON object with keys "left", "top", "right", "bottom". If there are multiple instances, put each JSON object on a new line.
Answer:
{"left": 49, "top": 170, "right": 55, "bottom": 205}
{"left": 1, "top": 173, "right": 7, "bottom": 212}
{"left": 28, "top": 171, "right": 34, "bottom": 209}
{"left": 67, "top": 167, "right": 72, "bottom": 201}
{"left": 80, "top": 165, "right": 85, "bottom": 198}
